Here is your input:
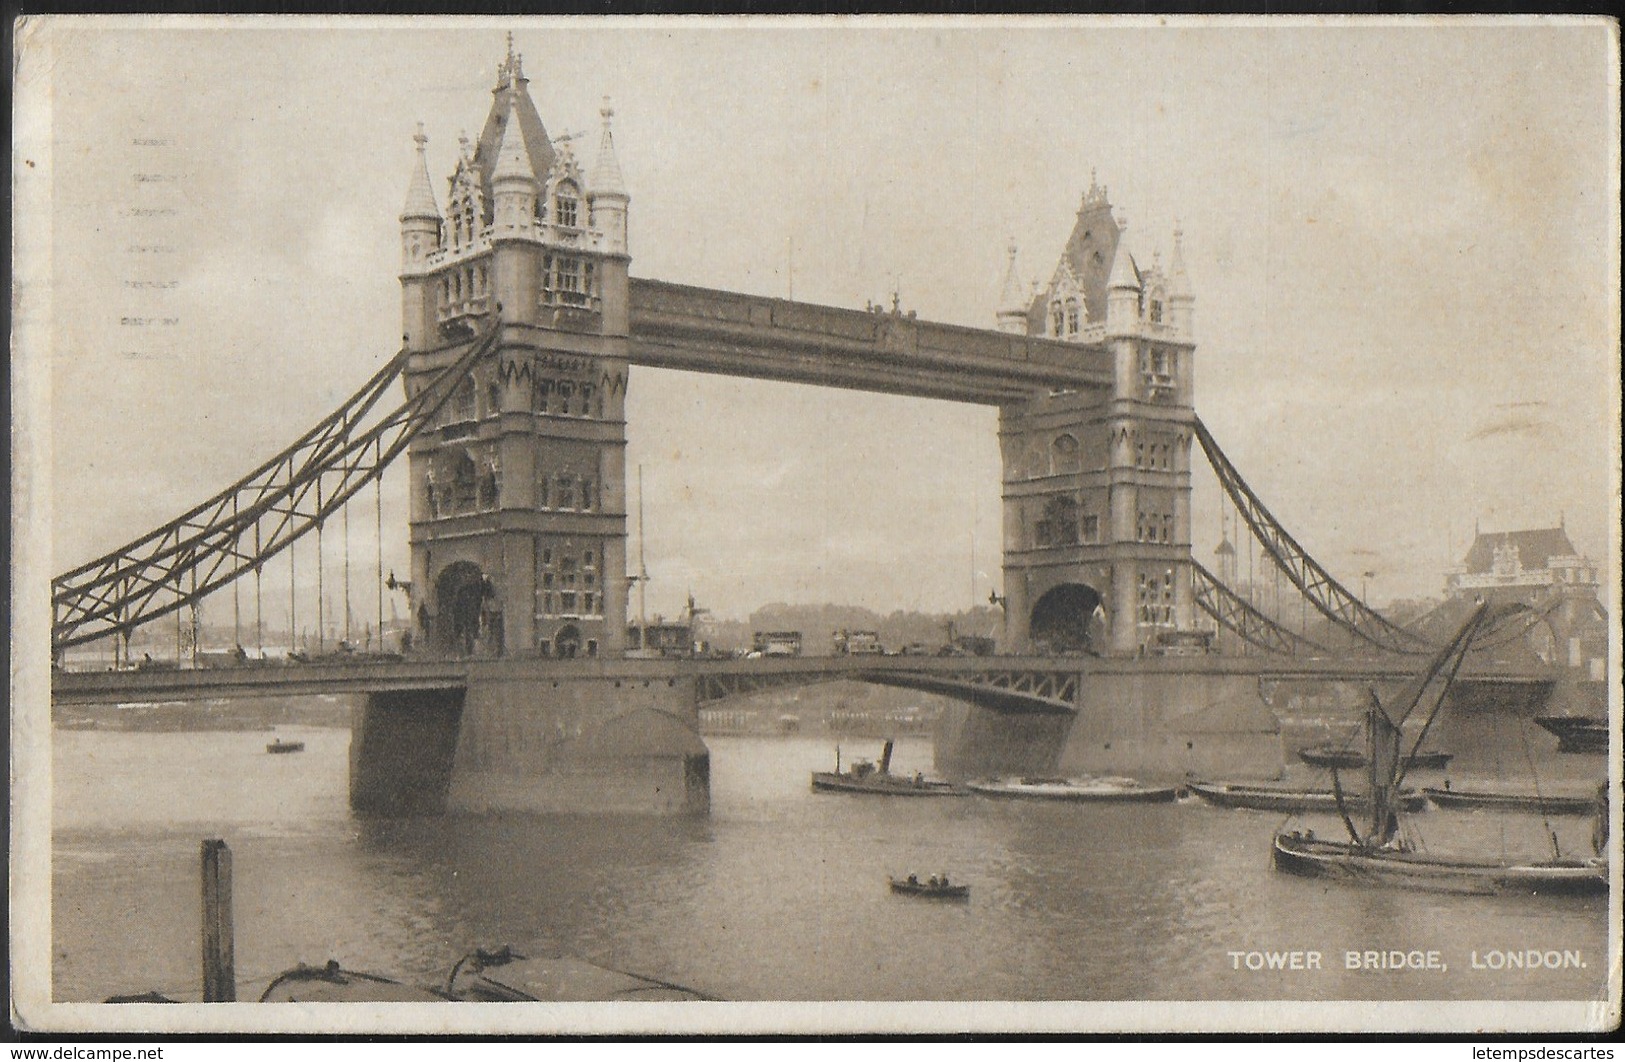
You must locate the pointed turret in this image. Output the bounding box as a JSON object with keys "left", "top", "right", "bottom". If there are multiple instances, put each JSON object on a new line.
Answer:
{"left": 400, "top": 124, "right": 442, "bottom": 278}
{"left": 589, "top": 99, "right": 630, "bottom": 255}
{"left": 590, "top": 98, "right": 628, "bottom": 199}
{"left": 492, "top": 98, "right": 534, "bottom": 186}
{"left": 1167, "top": 221, "right": 1194, "bottom": 337}
{"left": 995, "top": 239, "right": 1027, "bottom": 334}
{"left": 1107, "top": 217, "right": 1139, "bottom": 292}
{"left": 1106, "top": 216, "right": 1141, "bottom": 336}
{"left": 491, "top": 97, "right": 538, "bottom": 236}
{"left": 401, "top": 123, "right": 441, "bottom": 223}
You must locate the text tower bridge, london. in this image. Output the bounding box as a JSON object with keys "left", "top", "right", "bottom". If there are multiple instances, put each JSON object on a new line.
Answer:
{"left": 51, "top": 41, "right": 1566, "bottom": 815}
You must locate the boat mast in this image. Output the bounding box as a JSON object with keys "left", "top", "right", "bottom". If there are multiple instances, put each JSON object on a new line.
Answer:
{"left": 636, "top": 465, "right": 649, "bottom": 651}
{"left": 1366, "top": 686, "right": 1404, "bottom": 847}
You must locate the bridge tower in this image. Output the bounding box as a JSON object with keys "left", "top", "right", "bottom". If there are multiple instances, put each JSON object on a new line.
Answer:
{"left": 400, "top": 41, "right": 632, "bottom": 659}
{"left": 997, "top": 179, "right": 1197, "bottom": 656}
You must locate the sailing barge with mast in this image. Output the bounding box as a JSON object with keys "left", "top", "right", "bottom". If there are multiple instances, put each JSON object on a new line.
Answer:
{"left": 1272, "top": 601, "right": 1608, "bottom": 896}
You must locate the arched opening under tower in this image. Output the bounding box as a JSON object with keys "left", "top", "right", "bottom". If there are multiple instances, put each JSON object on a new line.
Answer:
{"left": 434, "top": 560, "right": 492, "bottom": 656}
{"left": 1029, "top": 582, "right": 1104, "bottom": 656}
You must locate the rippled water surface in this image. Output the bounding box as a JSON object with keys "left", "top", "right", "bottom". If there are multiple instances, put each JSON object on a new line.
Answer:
{"left": 53, "top": 724, "right": 1610, "bottom": 1003}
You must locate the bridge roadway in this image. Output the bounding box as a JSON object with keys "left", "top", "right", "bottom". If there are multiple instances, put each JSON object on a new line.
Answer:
{"left": 50, "top": 652, "right": 1555, "bottom": 709}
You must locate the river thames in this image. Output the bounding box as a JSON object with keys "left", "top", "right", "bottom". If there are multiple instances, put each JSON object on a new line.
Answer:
{"left": 53, "top": 719, "right": 1608, "bottom": 1003}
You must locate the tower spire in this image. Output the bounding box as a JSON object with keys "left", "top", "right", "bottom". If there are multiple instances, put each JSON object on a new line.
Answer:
{"left": 491, "top": 97, "right": 533, "bottom": 185}
{"left": 401, "top": 123, "right": 441, "bottom": 221}
{"left": 591, "top": 97, "right": 628, "bottom": 198}
{"left": 1107, "top": 216, "right": 1139, "bottom": 292}
{"left": 996, "top": 238, "right": 1027, "bottom": 334}
{"left": 1167, "top": 219, "right": 1192, "bottom": 297}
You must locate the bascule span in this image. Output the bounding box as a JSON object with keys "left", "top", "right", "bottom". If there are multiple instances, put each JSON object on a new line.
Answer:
{"left": 51, "top": 654, "right": 1556, "bottom": 815}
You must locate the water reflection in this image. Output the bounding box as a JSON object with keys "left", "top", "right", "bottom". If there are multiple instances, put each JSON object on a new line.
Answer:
{"left": 52, "top": 727, "right": 1608, "bottom": 1004}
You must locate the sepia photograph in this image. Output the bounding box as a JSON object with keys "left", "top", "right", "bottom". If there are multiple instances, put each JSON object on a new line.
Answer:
{"left": 10, "top": 14, "right": 1621, "bottom": 1036}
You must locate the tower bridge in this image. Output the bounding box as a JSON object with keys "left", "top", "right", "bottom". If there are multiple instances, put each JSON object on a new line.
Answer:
{"left": 49, "top": 41, "right": 1570, "bottom": 815}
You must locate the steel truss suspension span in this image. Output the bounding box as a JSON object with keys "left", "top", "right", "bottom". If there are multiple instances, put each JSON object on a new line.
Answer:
{"left": 1191, "top": 560, "right": 1328, "bottom": 656}
{"left": 52, "top": 323, "right": 502, "bottom": 655}
{"left": 1192, "top": 416, "right": 1432, "bottom": 655}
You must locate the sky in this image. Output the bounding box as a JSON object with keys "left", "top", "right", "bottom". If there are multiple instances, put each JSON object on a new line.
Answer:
{"left": 22, "top": 15, "right": 1621, "bottom": 629}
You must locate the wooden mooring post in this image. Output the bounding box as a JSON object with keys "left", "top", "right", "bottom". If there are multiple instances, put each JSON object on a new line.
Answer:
{"left": 200, "top": 838, "right": 236, "bottom": 1002}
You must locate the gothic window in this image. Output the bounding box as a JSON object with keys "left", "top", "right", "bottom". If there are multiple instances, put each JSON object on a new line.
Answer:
{"left": 479, "top": 462, "right": 500, "bottom": 510}
{"left": 579, "top": 383, "right": 595, "bottom": 418}
{"left": 1149, "top": 298, "right": 1163, "bottom": 324}
{"left": 555, "top": 258, "right": 584, "bottom": 305}
{"left": 1034, "top": 495, "right": 1080, "bottom": 548}
{"left": 533, "top": 378, "right": 550, "bottom": 413}
{"left": 424, "top": 473, "right": 438, "bottom": 518}
{"left": 1052, "top": 434, "right": 1081, "bottom": 474}
{"left": 450, "top": 453, "right": 478, "bottom": 513}
{"left": 1136, "top": 441, "right": 1145, "bottom": 470}
{"left": 1081, "top": 514, "right": 1100, "bottom": 543}
{"left": 580, "top": 477, "right": 596, "bottom": 511}
{"left": 477, "top": 264, "right": 488, "bottom": 293}
{"left": 555, "top": 474, "right": 576, "bottom": 511}
{"left": 1050, "top": 302, "right": 1064, "bottom": 337}
{"left": 452, "top": 378, "right": 476, "bottom": 422}
{"left": 555, "top": 183, "right": 579, "bottom": 228}
{"left": 487, "top": 379, "right": 502, "bottom": 417}
{"left": 1065, "top": 299, "right": 1081, "bottom": 335}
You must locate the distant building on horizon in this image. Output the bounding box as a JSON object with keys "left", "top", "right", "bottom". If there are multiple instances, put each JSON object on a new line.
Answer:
{"left": 1439, "top": 523, "right": 1606, "bottom": 680}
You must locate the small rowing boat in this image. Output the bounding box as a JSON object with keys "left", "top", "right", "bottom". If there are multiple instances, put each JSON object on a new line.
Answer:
{"left": 967, "top": 776, "right": 1180, "bottom": 803}
{"left": 889, "top": 875, "right": 970, "bottom": 900}
{"left": 266, "top": 738, "right": 305, "bottom": 754}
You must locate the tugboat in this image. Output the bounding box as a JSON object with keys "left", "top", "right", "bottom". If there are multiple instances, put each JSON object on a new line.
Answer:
{"left": 810, "top": 740, "right": 967, "bottom": 797}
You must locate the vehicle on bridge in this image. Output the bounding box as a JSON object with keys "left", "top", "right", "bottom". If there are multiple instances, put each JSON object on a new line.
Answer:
{"left": 832, "top": 629, "right": 885, "bottom": 656}
{"left": 750, "top": 631, "right": 803, "bottom": 658}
